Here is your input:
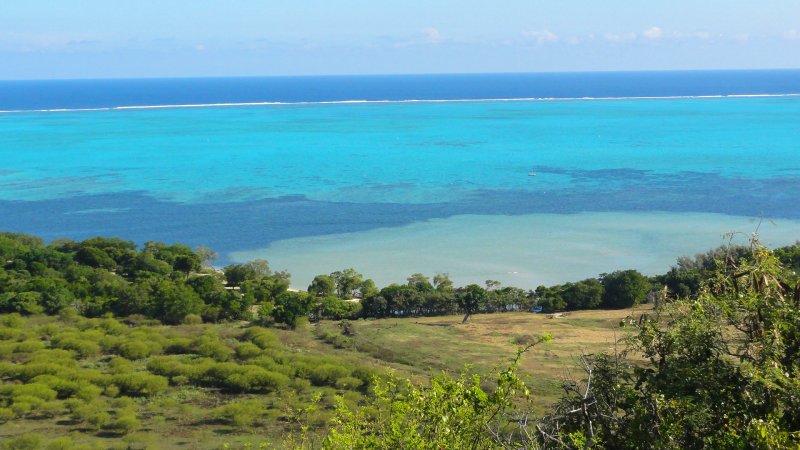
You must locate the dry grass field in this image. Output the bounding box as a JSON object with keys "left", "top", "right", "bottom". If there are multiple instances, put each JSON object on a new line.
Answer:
{"left": 315, "top": 305, "right": 653, "bottom": 413}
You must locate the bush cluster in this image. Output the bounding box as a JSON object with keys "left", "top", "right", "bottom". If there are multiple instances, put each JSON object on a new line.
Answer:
{"left": 0, "top": 311, "right": 374, "bottom": 444}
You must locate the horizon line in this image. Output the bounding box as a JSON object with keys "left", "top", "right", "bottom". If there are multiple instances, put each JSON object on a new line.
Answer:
{"left": 2, "top": 67, "right": 800, "bottom": 83}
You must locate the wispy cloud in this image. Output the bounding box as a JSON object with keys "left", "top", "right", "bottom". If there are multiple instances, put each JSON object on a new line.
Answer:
{"left": 0, "top": 32, "right": 107, "bottom": 51}
{"left": 422, "top": 27, "right": 443, "bottom": 44}
{"left": 642, "top": 26, "right": 663, "bottom": 40}
{"left": 521, "top": 30, "right": 559, "bottom": 45}
{"left": 392, "top": 27, "right": 449, "bottom": 48}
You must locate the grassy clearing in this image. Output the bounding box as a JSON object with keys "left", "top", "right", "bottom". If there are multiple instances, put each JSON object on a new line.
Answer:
{"left": 315, "top": 305, "right": 651, "bottom": 413}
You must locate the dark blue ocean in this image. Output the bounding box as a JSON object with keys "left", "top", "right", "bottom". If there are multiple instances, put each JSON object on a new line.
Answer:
{"left": 2, "top": 70, "right": 800, "bottom": 111}
{"left": 2, "top": 70, "right": 800, "bottom": 288}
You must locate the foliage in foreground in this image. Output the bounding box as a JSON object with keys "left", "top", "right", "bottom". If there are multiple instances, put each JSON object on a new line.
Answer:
{"left": 544, "top": 238, "right": 800, "bottom": 449}
{"left": 323, "top": 335, "right": 552, "bottom": 449}
{"left": 318, "top": 237, "right": 800, "bottom": 449}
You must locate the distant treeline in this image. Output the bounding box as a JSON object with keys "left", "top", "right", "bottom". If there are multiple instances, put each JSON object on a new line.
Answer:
{"left": 1, "top": 232, "right": 799, "bottom": 325}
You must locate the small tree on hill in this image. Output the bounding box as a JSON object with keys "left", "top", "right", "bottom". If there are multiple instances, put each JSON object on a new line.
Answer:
{"left": 456, "top": 284, "right": 487, "bottom": 323}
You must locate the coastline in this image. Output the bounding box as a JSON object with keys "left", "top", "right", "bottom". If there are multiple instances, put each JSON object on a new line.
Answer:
{"left": 231, "top": 211, "right": 800, "bottom": 290}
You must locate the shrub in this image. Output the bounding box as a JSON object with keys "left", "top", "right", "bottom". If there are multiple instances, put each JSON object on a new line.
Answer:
{"left": 75, "top": 383, "right": 103, "bottom": 402}
{"left": 108, "top": 357, "right": 133, "bottom": 374}
{"left": 118, "top": 341, "right": 153, "bottom": 360}
{"left": 109, "top": 412, "right": 140, "bottom": 435}
{"left": 0, "top": 327, "right": 21, "bottom": 341}
{"left": 164, "top": 337, "right": 193, "bottom": 354}
{"left": 14, "top": 339, "right": 45, "bottom": 353}
{"left": 307, "top": 363, "right": 350, "bottom": 386}
{"left": 212, "top": 400, "right": 265, "bottom": 428}
{"left": 37, "top": 399, "right": 62, "bottom": 418}
{"left": 241, "top": 327, "right": 278, "bottom": 349}
{"left": 10, "top": 401, "right": 32, "bottom": 415}
{"left": 290, "top": 377, "right": 312, "bottom": 392}
{"left": 35, "top": 323, "right": 61, "bottom": 339}
{"left": 235, "top": 342, "right": 262, "bottom": 360}
{"left": 104, "top": 384, "right": 120, "bottom": 397}
{"left": 226, "top": 366, "right": 290, "bottom": 393}
{"left": 111, "top": 373, "right": 168, "bottom": 397}
{"left": 201, "top": 362, "right": 240, "bottom": 385}
{"left": 194, "top": 339, "right": 234, "bottom": 362}
{"left": 44, "top": 436, "right": 77, "bottom": 450}
{"left": 182, "top": 313, "right": 203, "bottom": 325}
{"left": 335, "top": 376, "right": 363, "bottom": 390}
{"left": 27, "top": 348, "right": 77, "bottom": 365}
{"left": 51, "top": 336, "right": 100, "bottom": 357}
{"left": 71, "top": 399, "right": 109, "bottom": 430}
{"left": 1, "top": 383, "right": 58, "bottom": 402}
{"left": 113, "top": 396, "right": 135, "bottom": 410}
{"left": 29, "top": 375, "right": 80, "bottom": 398}
{"left": 11, "top": 363, "right": 59, "bottom": 381}
{"left": 0, "top": 407, "right": 14, "bottom": 423}
{"left": 0, "top": 343, "right": 15, "bottom": 359}
{"left": 12, "top": 394, "right": 47, "bottom": 409}
{"left": 1, "top": 433, "right": 44, "bottom": 450}
{"left": 351, "top": 366, "right": 378, "bottom": 386}
{"left": 145, "top": 356, "right": 184, "bottom": 378}
{"left": 83, "top": 410, "right": 111, "bottom": 430}
{"left": 78, "top": 369, "right": 112, "bottom": 387}
{"left": 249, "top": 355, "right": 294, "bottom": 377}
{"left": 0, "top": 313, "right": 24, "bottom": 328}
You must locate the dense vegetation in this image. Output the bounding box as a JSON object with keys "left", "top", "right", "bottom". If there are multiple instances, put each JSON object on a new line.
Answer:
{"left": 8, "top": 232, "right": 797, "bottom": 327}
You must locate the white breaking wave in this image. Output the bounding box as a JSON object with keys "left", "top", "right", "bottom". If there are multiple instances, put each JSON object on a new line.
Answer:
{"left": 1, "top": 93, "right": 799, "bottom": 114}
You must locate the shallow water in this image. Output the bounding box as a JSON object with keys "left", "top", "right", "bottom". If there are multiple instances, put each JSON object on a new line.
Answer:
{"left": 231, "top": 212, "right": 800, "bottom": 289}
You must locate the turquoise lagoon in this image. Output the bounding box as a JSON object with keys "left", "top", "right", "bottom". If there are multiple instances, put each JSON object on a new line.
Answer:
{"left": 2, "top": 95, "right": 800, "bottom": 288}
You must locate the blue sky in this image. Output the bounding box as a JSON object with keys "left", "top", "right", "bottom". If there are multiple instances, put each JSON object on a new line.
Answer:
{"left": 1, "top": 0, "right": 798, "bottom": 79}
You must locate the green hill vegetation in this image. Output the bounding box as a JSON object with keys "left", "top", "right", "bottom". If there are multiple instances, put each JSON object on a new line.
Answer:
{"left": 0, "top": 313, "right": 380, "bottom": 448}
{"left": 1, "top": 231, "right": 799, "bottom": 448}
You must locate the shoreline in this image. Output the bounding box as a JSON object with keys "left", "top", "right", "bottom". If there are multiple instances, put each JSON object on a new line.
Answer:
{"left": 230, "top": 211, "right": 800, "bottom": 291}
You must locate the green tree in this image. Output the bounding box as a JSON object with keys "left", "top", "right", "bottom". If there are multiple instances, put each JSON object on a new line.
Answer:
{"left": 272, "top": 291, "right": 314, "bottom": 329}
{"left": 148, "top": 280, "right": 204, "bottom": 324}
{"left": 534, "top": 285, "right": 566, "bottom": 312}
{"left": 456, "top": 284, "right": 486, "bottom": 323}
{"left": 562, "top": 278, "right": 604, "bottom": 310}
{"left": 407, "top": 273, "right": 433, "bottom": 292}
{"left": 173, "top": 254, "right": 200, "bottom": 276}
{"left": 359, "top": 278, "right": 379, "bottom": 300}
{"left": 331, "top": 268, "right": 363, "bottom": 299}
{"left": 308, "top": 275, "right": 336, "bottom": 297}
{"left": 433, "top": 273, "right": 454, "bottom": 292}
{"left": 600, "top": 269, "right": 651, "bottom": 309}
{"left": 75, "top": 247, "right": 116, "bottom": 270}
